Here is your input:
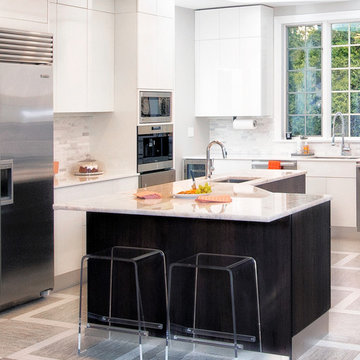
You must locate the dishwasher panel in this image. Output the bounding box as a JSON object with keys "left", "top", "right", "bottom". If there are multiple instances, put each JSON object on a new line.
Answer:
{"left": 251, "top": 160, "right": 297, "bottom": 170}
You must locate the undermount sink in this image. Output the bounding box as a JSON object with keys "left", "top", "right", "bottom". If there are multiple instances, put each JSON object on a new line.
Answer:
{"left": 213, "top": 177, "right": 260, "bottom": 183}
{"left": 311, "top": 155, "right": 360, "bottom": 159}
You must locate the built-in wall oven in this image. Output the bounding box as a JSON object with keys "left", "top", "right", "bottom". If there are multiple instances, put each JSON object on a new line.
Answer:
{"left": 137, "top": 124, "right": 175, "bottom": 187}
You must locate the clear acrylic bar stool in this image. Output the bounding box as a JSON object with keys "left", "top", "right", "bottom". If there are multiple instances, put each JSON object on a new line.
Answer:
{"left": 78, "top": 246, "right": 168, "bottom": 360}
{"left": 166, "top": 253, "right": 262, "bottom": 359}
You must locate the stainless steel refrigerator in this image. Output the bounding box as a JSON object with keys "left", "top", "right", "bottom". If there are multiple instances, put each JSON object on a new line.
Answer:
{"left": 0, "top": 28, "right": 54, "bottom": 310}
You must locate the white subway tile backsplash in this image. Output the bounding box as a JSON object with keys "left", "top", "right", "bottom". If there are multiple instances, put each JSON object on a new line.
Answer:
{"left": 209, "top": 118, "right": 360, "bottom": 157}
{"left": 54, "top": 114, "right": 92, "bottom": 174}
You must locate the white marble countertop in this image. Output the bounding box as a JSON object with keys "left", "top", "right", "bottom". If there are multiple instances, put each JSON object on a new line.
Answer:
{"left": 184, "top": 154, "right": 360, "bottom": 162}
{"left": 54, "top": 169, "right": 331, "bottom": 223}
{"left": 54, "top": 170, "right": 138, "bottom": 189}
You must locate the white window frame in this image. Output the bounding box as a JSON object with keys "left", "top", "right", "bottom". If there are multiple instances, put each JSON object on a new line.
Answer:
{"left": 274, "top": 9, "right": 360, "bottom": 142}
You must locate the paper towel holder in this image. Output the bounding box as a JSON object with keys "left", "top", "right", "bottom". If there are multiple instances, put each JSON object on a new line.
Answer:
{"left": 232, "top": 116, "right": 257, "bottom": 129}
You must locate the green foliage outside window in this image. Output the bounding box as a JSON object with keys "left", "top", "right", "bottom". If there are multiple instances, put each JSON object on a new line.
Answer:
{"left": 331, "top": 23, "right": 360, "bottom": 137}
{"left": 287, "top": 25, "right": 322, "bottom": 136}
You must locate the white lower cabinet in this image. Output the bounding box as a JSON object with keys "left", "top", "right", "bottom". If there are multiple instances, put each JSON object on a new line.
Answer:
{"left": 54, "top": 210, "right": 86, "bottom": 277}
{"left": 305, "top": 177, "right": 326, "bottom": 196}
{"left": 327, "top": 178, "right": 356, "bottom": 227}
{"left": 299, "top": 161, "right": 357, "bottom": 227}
{"left": 213, "top": 159, "right": 252, "bottom": 174}
{"left": 54, "top": 176, "right": 138, "bottom": 279}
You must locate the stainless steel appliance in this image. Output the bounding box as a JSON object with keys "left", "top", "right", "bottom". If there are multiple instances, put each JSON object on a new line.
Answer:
{"left": 139, "top": 91, "right": 172, "bottom": 124}
{"left": 137, "top": 124, "right": 175, "bottom": 187}
{"left": 138, "top": 168, "right": 176, "bottom": 188}
{"left": 251, "top": 160, "right": 297, "bottom": 170}
{"left": 0, "top": 28, "right": 54, "bottom": 310}
{"left": 184, "top": 159, "right": 207, "bottom": 179}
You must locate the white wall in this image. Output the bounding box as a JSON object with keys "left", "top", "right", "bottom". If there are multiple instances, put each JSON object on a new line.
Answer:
{"left": 175, "top": 6, "right": 209, "bottom": 178}
{"left": 274, "top": 0, "right": 360, "bottom": 16}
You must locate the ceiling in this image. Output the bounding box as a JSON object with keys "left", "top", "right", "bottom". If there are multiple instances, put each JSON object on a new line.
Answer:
{"left": 175, "top": 0, "right": 352, "bottom": 9}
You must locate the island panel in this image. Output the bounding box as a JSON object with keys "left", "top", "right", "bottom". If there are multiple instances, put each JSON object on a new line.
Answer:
{"left": 291, "top": 201, "right": 331, "bottom": 335}
{"left": 256, "top": 174, "right": 306, "bottom": 194}
{"left": 87, "top": 212, "right": 295, "bottom": 355}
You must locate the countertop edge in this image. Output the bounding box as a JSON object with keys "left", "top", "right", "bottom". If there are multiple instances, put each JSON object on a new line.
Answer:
{"left": 54, "top": 172, "right": 139, "bottom": 189}
{"left": 184, "top": 155, "right": 360, "bottom": 162}
{"left": 53, "top": 195, "right": 331, "bottom": 223}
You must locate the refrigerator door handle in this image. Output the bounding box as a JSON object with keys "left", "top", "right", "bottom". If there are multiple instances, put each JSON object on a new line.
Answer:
{"left": 0, "top": 159, "right": 13, "bottom": 206}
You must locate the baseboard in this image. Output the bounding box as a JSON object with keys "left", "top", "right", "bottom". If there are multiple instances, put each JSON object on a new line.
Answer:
{"left": 331, "top": 226, "right": 359, "bottom": 240}
{"left": 54, "top": 269, "right": 85, "bottom": 292}
{"left": 292, "top": 311, "right": 329, "bottom": 360}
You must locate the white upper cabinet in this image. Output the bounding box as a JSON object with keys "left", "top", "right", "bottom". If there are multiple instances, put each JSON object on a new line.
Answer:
{"left": 195, "top": 9, "right": 219, "bottom": 40}
{"left": 54, "top": 2, "right": 115, "bottom": 112}
{"left": 238, "top": 6, "right": 261, "bottom": 37}
{"left": 137, "top": 13, "right": 174, "bottom": 90}
{"left": 88, "top": 0, "right": 114, "bottom": 12}
{"left": 55, "top": 4, "right": 88, "bottom": 112}
{"left": 58, "top": 0, "right": 88, "bottom": 8}
{"left": 137, "top": 0, "right": 174, "bottom": 18}
{"left": 87, "top": 10, "right": 114, "bottom": 112}
{"left": 219, "top": 8, "right": 239, "bottom": 39}
{"left": 157, "top": 0, "right": 174, "bottom": 18}
{"left": 137, "top": 0, "right": 156, "bottom": 15}
{"left": 195, "top": 5, "right": 273, "bottom": 118}
{"left": 137, "top": 13, "right": 157, "bottom": 89}
{"left": 0, "top": 0, "right": 48, "bottom": 23}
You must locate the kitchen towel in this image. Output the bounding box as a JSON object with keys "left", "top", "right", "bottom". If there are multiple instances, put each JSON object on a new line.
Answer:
{"left": 268, "top": 160, "right": 281, "bottom": 169}
{"left": 196, "top": 195, "right": 232, "bottom": 203}
{"left": 135, "top": 191, "right": 162, "bottom": 199}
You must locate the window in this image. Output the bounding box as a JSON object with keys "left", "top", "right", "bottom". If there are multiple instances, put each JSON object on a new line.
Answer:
{"left": 281, "top": 16, "right": 360, "bottom": 139}
{"left": 331, "top": 23, "right": 360, "bottom": 136}
{"left": 286, "top": 25, "right": 322, "bottom": 136}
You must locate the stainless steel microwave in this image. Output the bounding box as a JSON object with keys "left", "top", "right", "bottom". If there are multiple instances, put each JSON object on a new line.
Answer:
{"left": 139, "top": 91, "right": 172, "bottom": 124}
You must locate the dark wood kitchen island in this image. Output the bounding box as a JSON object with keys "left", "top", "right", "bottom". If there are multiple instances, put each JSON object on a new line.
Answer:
{"left": 54, "top": 170, "right": 331, "bottom": 359}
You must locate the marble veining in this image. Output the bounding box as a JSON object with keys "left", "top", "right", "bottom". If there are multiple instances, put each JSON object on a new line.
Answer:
{"left": 54, "top": 170, "right": 331, "bottom": 223}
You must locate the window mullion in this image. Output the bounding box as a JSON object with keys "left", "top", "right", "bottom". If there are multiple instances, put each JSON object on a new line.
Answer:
{"left": 322, "top": 21, "right": 332, "bottom": 139}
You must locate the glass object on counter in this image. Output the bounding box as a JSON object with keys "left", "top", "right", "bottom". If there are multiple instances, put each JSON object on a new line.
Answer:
{"left": 73, "top": 157, "right": 104, "bottom": 176}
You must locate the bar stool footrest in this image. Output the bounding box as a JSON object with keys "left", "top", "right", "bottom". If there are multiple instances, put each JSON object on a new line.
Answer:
{"left": 86, "top": 323, "right": 149, "bottom": 337}
{"left": 88, "top": 312, "right": 163, "bottom": 330}
{"left": 172, "top": 335, "right": 244, "bottom": 350}
{"left": 182, "top": 326, "right": 256, "bottom": 343}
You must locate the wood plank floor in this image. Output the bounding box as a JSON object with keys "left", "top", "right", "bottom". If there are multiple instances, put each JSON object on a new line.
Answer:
{"left": 0, "top": 233, "right": 359, "bottom": 360}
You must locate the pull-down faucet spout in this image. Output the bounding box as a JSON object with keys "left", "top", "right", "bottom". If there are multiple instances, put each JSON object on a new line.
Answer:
{"left": 206, "top": 141, "right": 227, "bottom": 179}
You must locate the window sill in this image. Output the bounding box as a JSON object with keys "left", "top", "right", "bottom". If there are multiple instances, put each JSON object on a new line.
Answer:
{"left": 275, "top": 138, "right": 360, "bottom": 143}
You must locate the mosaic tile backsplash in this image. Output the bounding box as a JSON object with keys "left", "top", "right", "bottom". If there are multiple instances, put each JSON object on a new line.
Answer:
{"left": 53, "top": 114, "right": 92, "bottom": 174}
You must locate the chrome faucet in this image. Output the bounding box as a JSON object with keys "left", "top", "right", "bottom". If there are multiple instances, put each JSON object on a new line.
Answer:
{"left": 206, "top": 140, "right": 227, "bottom": 179}
{"left": 331, "top": 112, "right": 351, "bottom": 156}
